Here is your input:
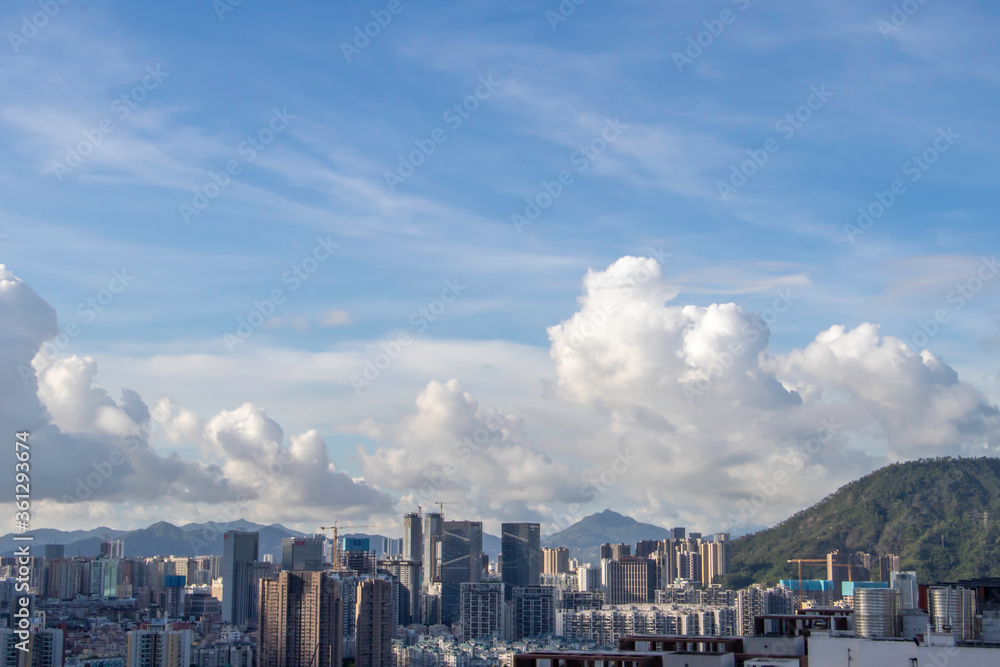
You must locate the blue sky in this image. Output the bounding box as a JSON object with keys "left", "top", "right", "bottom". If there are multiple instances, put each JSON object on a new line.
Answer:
{"left": 2, "top": 0, "right": 1000, "bottom": 533}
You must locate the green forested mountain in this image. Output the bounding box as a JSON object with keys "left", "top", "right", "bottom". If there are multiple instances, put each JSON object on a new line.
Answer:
{"left": 724, "top": 457, "right": 1000, "bottom": 588}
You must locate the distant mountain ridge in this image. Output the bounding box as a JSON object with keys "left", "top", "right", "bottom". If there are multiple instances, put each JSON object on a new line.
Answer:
{"left": 0, "top": 520, "right": 314, "bottom": 560}
{"left": 544, "top": 509, "right": 672, "bottom": 562}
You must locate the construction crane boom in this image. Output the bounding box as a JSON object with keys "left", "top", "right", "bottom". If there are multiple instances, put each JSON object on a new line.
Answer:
{"left": 433, "top": 500, "right": 459, "bottom": 519}
{"left": 786, "top": 558, "right": 857, "bottom": 608}
{"left": 320, "top": 522, "right": 376, "bottom": 570}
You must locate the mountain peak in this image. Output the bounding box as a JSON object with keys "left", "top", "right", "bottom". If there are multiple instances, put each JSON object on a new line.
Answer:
{"left": 544, "top": 509, "right": 670, "bottom": 560}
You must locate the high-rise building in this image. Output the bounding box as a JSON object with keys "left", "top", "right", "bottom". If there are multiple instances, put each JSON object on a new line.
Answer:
{"left": 90, "top": 558, "right": 119, "bottom": 599}
{"left": 676, "top": 550, "right": 702, "bottom": 585}
{"left": 403, "top": 513, "right": 422, "bottom": 563}
{"left": 671, "top": 527, "right": 686, "bottom": 540}
{"left": 878, "top": 554, "right": 902, "bottom": 582}
{"left": 542, "top": 548, "right": 570, "bottom": 575}
{"left": 736, "top": 585, "right": 793, "bottom": 636}
{"left": 612, "top": 544, "right": 631, "bottom": 560}
{"left": 100, "top": 539, "right": 125, "bottom": 560}
{"left": 634, "top": 540, "right": 659, "bottom": 559}
{"left": 699, "top": 539, "right": 729, "bottom": 586}
{"left": 221, "top": 531, "right": 261, "bottom": 626}
{"left": 192, "top": 644, "right": 254, "bottom": 667}
{"left": 0, "top": 628, "right": 64, "bottom": 667}
{"left": 827, "top": 550, "right": 867, "bottom": 600}
{"left": 43, "top": 545, "right": 64, "bottom": 561}
{"left": 378, "top": 558, "right": 421, "bottom": 626}
{"left": 341, "top": 538, "right": 376, "bottom": 575}
{"left": 258, "top": 572, "right": 343, "bottom": 667}
{"left": 459, "top": 582, "right": 505, "bottom": 640}
{"left": 576, "top": 565, "right": 601, "bottom": 592}
{"left": 422, "top": 513, "right": 444, "bottom": 585}
{"left": 601, "top": 557, "right": 656, "bottom": 605}
{"left": 126, "top": 626, "right": 191, "bottom": 667}
{"left": 501, "top": 523, "right": 541, "bottom": 600}
{"left": 440, "top": 521, "right": 483, "bottom": 626}
{"left": 354, "top": 579, "right": 394, "bottom": 667}
{"left": 511, "top": 586, "right": 556, "bottom": 640}
{"left": 162, "top": 575, "right": 186, "bottom": 619}
{"left": 280, "top": 538, "right": 324, "bottom": 572}
{"left": 890, "top": 571, "right": 919, "bottom": 610}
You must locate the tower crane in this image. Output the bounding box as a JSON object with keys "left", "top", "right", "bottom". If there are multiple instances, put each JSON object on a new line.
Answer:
{"left": 786, "top": 558, "right": 857, "bottom": 608}
{"left": 434, "top": 500, "right": 459, "bottom": 519}
{"left": 320, "top": 522, "right": 375, "bottom": 570}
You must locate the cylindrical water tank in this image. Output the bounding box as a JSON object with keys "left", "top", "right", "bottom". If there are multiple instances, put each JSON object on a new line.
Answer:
{"left": 855, "top": 588, "right": 901, "bottom": 638}
{"left": 929, "top": 587, "right": 977, "bottom": 640}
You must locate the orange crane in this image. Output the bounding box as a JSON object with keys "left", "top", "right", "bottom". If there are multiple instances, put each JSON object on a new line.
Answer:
{"left": 434, "top": 500, "right": 459, "bottom": 519}
{"left": 320, "top": 522, "right": 375, "bottom": 570}
{"left": 787, "top": 558, "right": 856, "bottom": 608}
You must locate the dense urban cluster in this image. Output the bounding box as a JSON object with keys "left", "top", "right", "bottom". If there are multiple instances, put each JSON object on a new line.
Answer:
{"left": 3, "top": 512, "right": 1000, "bottom": 666}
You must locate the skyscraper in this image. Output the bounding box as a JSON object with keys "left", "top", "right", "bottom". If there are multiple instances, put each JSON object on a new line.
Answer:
{"left": 342, "top": 538, "right": 376, "bottom": 575}
{"left": 440, "top": 520, "right": 483, "bottom": 625}
{"left": 634, "top": 540, "right": 659, "bottom": 559}
{"left": 878, "top": 553, "right": 902, "bottom": 582}
{"left": 100, "top": 538, "right": 125, "bottom": 559}
{"left": 281, "top": 537, "right": 324, "bottom": 572}
{"left": 460, "top": 582, "right": 505, "bottom": 640}
{"left": 258, "top": 571, "right": 343, "bottom": 667}
{"left": 90, "top": 558, "right": 119, "bottom": 599}
{"left": 422, "top": 513, "right": 443, "bottom": 585}
{"left": 222, "top": 530, "right": 260, "bottom": 626}
{"left": 43, "top": 545, "right": 64, "bottom": 561}
{"left": 511, "top": 586, "right": 555, "bottom": 640}
{"left": 379, "top": 558, "right": 422, "bottom": 626}
{"left": 126, "top": 626, "right": 191, "bottom": 667}
{"left": 403, "top": 512, "right": 422, "bottom": 562}
{"left": 501, "top": 523, "right": 540, "bottom": 600}
{"left": 354, "top": 579, "right": 394, "bottom": 667}
{"left": 542, "top": 547, "right": 569, "bottom": 575}
{"left": 890, "top": 571, "right": 919, "bottom": 610}
{"left": 0, "top": 628, "right": 64, "bottom": 667}
{"left": 601, "top": 557, "right": 656, "bottom": 604}
{"left": 698, "top": 538, "right": 729, "bottom": 586}
{"left": 162, "top": 575, "right": 186, "bottom": 618}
